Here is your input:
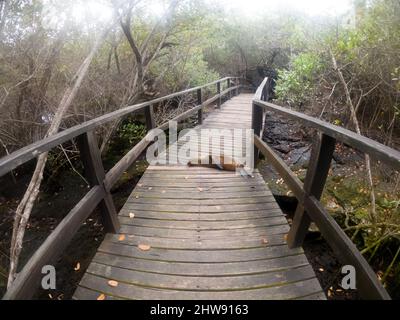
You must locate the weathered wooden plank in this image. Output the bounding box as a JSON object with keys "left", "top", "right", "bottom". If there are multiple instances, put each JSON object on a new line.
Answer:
{"left": 119, "top": 216, "right": 288, "bottom": 230}
{"left": 118, "top": 224, "right": 290, "bottom": 239}
{"left": 123, "top": 203, "right": 281, "bottom": 213}
{"left": 126, "top": 192, "right": 273, "bottom": 201}
{"left": 98, "top": 242, "right": 303, "bottom": 263}
{"left": 86, "top": 262, "right": 316, "bottom": 291}
{"left": 73, "top": 286, "right": 122, "bottom": 300}
{"left": 91, "top": 252, "right": 310, "bottom": 277}
{"left": 124, "top": 196, "right": 278, "bottom": 206}
{"left": 104, "top": 232, "right": 289, "bottom": 249}
{"left": 76, "top": 274, "right": 322, "bottom": 300}
{"left": 118, "top": 209, "right": 284, "bottom": 221}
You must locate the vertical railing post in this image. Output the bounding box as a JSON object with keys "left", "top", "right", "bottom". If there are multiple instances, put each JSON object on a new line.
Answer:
{"left": 236, "top": 77, "right": 240, "bottom": 95}
{"left": 77, "top": 131, "right": 120, "bottom": 233}
{"left": 287, "top": 133, "right": 336, "bottom": 248}
{"left": 252, "top": 101, "right": 264, "bottom": 164}
{"left": 217, "top": 81, "right": 221, "bottom": 108}
{"left": 144, "top": 104, "right": 155, "bottom": 131}
{"left": 227, "top": 78, "right": 231, "bottom": 99}
{"left": 197, "top": 88, "right": 202, "bottom": 124}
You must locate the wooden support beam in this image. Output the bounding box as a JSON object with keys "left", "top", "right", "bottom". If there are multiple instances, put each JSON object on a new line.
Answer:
{"left": 197, "top": 88, "right": 202, "bottom": 124}
{"left": 77, "top": 131, "right": 120, "bottom": 233}
{"left": 217, "top": 81, "right": 221, "bottom": 108}
{"left": 227, "top": 78, "right": 231, "bottom": 99}
{"left": 287, "top": 133, "right": 335, "bottom": 248}
{"left": 145, "top": 104, "right": 155, "bottom": 131}
{"left": 252, "top": 102, "right": 264, "bottom": 163}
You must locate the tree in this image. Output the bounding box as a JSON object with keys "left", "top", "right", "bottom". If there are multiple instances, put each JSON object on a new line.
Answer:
{"left": 7, "top": 25, "right": 110, "bottom": 288}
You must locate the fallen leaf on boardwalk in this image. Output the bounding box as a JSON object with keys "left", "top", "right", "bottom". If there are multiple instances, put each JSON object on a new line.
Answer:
{"left": 261, "top": 238, "right": 269, "bottom": 245}
{"left": 74, "top": 262, "right": 80, "bottom": 271}
{"left": 148, "top": 187, "right": 153, "bottom": 190}
{"left": 284, "top": 234, "right": 288, "bottom": 242}
{"left": 138, "top": 244, "right": 151, "bottom": 251}
{"left": 135, "top": 195, "right": 139, "bottom": 199}
{"left": 108, "top": 280, "right": 119, "bottom": 287}
{"left": 118, "top": 234, "right": 126, "bottom": 241}
{"left": 185, "top": 176, "right": 189, "bottom": 180}
{"left": 215, "top": 206, "right": 221, "bottom": 210}
{"left": 162, "top": 190, "right": 166, "bottom": 194}
{"left": 138, "top": 183, "right": 143, "bottom": 187}
{"left": 129, "top": 212, "right": 135, "bottom": 219}
{"left": 97, "top": 294, "right": 106, "bottom": 300}
{"left": 198, "top": 187, "right": 203, "bottom": 192}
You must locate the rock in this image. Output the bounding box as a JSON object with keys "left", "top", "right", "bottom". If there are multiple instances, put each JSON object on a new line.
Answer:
{"left": 288, "top": 146, "right": 311, "bottom": 168}
{"left": 274, "top": 144, "right": 291, "bottom": 154}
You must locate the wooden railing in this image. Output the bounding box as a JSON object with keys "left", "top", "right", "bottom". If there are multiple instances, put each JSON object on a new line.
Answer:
{"left": 252, "top": 77, "right": 399, "bottom": 300}
{"left": 0, "top": 76, "right": 241, "bottom": 299}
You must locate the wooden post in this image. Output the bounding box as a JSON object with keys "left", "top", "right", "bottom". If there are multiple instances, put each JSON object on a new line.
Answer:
{"left": 252, "top": 102, "right": 264, "bottom": 164}
{"left": 144, "top": 104, "right": 155, "bottom": 131}
{"left": 77, "top": 131, "right": 120, "bottom": 233}
{"left": 227, "top": 78, "right": 231, "bottom": 99}
{"left": 287, "top": 133, "right": 336, "bottom": 248}
{"left": 217, "top": 81, "right": 221, "bottom": 108}
{"left": 236, "top": 77, "right": 240, "bottom": 95}
{"left": 197, "top": 88, "right": 203, "bottom": 124}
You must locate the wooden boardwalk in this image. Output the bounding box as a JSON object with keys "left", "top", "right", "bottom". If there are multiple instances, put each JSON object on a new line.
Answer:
{"left": 74, "top": 94, "right": 325, "bottom": 300}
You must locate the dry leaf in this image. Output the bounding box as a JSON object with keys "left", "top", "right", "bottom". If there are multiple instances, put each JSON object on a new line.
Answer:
{"left": 215, "top": 206, "right": 221, "bottom": 210}
{"left": 185, "top": 176, "right": 189, "bottom": 180}
{"left": 138, "top": 244, "right": 151, "bottom": 251}
{"left": 137, "top": 183, "right": 143, "bottom": 187}
{"left": 129, "top": 212, "right": 135, "bottom": 219}
{"left": 74, "top": 262, "right": 80, "bottom": 271}
{"left": 118, "top": 234, "right": 126, "bottom": 241}
{"left": 162, "top": 190, "right": 166, "bottom": 194}
{"left": 108, "top": 280, "right": 119, "bottom": 287}
{"left": 97, "top": 294, "right": 106, "bottom": 300}
{"left": 261, "top": 238, "right": 269, "bottom": 245}
{"left": 148, "top": 187, "right": 153, "bottom": 190}
{"left": 198, "top": 187, "right": 203, "bottom": 192}
{"left": 135, "top": 195, "right": 139, "bottom": 199}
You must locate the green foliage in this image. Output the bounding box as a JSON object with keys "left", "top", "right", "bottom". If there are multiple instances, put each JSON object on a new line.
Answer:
{"left": 117, "top": 122, "right": 146, "bottom": 146}
{"left": 275, "top": 52, "right": 323, "bottom": 105}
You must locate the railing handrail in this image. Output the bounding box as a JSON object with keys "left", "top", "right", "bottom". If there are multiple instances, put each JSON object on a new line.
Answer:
{"left": 0, "top": 76, "right": 239, "bottom": 177}
{"left": 253, "top": 99, "right": 400, "bottom": 170}
{"left": 251, "top": 77, "right": 392, "bottom": 300}
{"left": 2, "top": 76, "right": 242, "bottom": 300}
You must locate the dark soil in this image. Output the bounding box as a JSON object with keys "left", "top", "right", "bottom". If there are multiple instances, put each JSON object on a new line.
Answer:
{"left": 0, "top": 157, "right": 145, "bottom": 300}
